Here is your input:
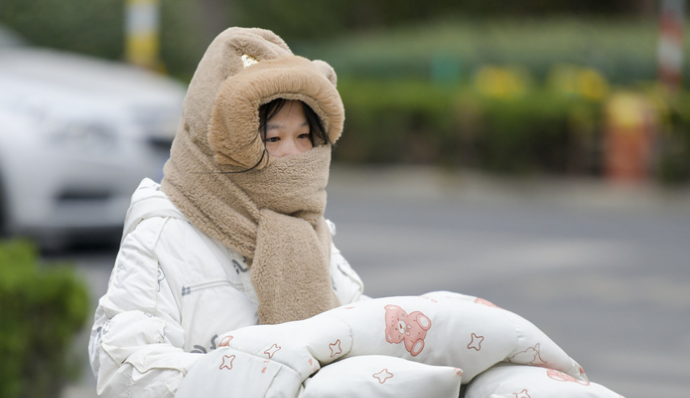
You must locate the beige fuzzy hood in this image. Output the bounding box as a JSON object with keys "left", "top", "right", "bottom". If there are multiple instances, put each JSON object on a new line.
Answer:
{"left": 160, "top": 27, "right": 344, "bottom": 324}
{"left": 178, "top": 27, "right": 343, "bottom": 170}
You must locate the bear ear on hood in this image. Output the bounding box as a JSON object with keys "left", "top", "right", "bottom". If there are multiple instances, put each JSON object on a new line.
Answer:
{"left": 224, "top": 28, "right": 293, "bottom": 75}
{"left": 247, "top": 28, "right": 291, "bottom": 53}
{"left": 311, "top": 60, "right": 338, "bottom": 87}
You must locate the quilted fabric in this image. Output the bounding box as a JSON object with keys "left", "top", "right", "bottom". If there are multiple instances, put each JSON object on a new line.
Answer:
{"left": 175, "top": 292, "right": 621, "bottom": 397}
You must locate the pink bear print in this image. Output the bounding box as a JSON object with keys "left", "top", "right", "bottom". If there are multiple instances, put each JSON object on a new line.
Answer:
{"left": 384, "top": 304, "right": 432, "bottom": 356}
{"left": 507, "top": 343, "right": 547, "bottom": 366}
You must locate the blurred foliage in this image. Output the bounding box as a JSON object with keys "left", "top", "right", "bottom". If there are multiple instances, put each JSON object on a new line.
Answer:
{"left": 0, "top": 0, "right": 663, "bottom": 80}
{"left": 293, "top": 18, "right": 667, "bottom": 85}
{"left": 0, "top": 0, "right": 205, "bottom": 80}
{"left": 0, "top": 0, "right": 123, "bottom": 59}
{"left": 336, "top": 70, "right": 690, "bottom": 183}
{"left": 232, "top": 0, "right": 464, "bottom": 41}
{"left": 232, "top": 0, "right": 651, "bottom": 42}
{"left": 1, "top": 0, "right": 686, "bottom": 182}
{"left": 657, "top": 91, "right": 690, "bottom": 183}
{"left": 336, "top": 76, "right": 603, "bottom": 175}
{"left": 0, "top": 240, "right": 90, "bottom": 398}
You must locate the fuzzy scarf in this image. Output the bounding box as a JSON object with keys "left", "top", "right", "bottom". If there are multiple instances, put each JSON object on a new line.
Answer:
{"left": 161, "top": 27, "right": 344, "bottom": 324}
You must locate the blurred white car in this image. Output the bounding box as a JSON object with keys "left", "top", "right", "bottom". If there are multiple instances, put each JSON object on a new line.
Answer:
{"left": 0, "top": 25, "right": 186, "bottom": 249}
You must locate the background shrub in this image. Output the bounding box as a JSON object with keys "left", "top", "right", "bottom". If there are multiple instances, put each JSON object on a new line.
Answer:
{"left": 659, "top": 91, "right": 690, "bottom": 183}
{"left": 0, "top": 0, "right": 204, "bottom": 80}
{"left": 336, "top": 78, "right": 604, "bottom": 175}
{"left": 0, "top": 240, "right": 90, "bottom": 398}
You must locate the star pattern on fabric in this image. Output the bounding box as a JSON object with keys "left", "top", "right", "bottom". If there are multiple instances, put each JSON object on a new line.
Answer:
{"left": 513, "top": 389, "right": 530, "bottom": 398}
{"left": 467, "top": 333, "right": 484, "bottom": 351}
{"left": 455, "top": 368, "right": 463, "bottom": 377}
{"left": 264, "top": 344, "right": 281, "bottom": 358}
{"left": 261, "top": 360, "right": 269, "bottom": 374}
{"left": 329, "top": 339, "right": 342, "bottom": 357}
{"left": 218, "top": 335, "right": 233, "bottom": 347}
{"left": 219, "top": 355, "right": 235, "bottom": 371}
{"left": 372, "top": 369, "right": 394, "bottom": 384}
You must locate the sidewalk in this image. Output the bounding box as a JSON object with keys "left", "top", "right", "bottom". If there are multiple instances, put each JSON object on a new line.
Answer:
{"left": 329, "top": 164, "right": 690, "bottom": 213}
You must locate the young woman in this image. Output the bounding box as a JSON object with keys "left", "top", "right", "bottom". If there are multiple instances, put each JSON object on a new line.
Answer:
{"left": 88, "top": 27, "right": 365, "bottom": 397}
{"left": 89, "top": 27, "right": 622, "bottom": 398}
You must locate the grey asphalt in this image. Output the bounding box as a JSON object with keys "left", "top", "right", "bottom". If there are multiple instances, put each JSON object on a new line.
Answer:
{"left": 60, "top": 166, "right": 690, "bottom": 398}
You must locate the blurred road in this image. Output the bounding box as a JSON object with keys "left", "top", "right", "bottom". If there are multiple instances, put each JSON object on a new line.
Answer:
{"left": 58, "top": 166, "right": 690, "bottom": 398}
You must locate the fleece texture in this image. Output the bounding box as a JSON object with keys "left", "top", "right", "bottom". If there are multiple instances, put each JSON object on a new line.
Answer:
{"left": 160, "top": 27, "right": 343, "bottom": 324}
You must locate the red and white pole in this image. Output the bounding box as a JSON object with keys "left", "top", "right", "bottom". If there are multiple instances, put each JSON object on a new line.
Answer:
{"left": 658, "top": 0, "right": 685, "bottom": 94}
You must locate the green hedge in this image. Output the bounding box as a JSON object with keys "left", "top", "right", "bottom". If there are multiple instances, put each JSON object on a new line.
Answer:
{"left": 295, "top": 18, "right": 664, "bottom": 85}
{"left": 334, "top": 77, "right": 690, "bottom": 183}
{"left": 334, "top": 79, "right": 457, "bottom": 164}
{"left": 335, "top": 78, "right": 602, "bottom": 174}
{"left": 659, "top": 91, "right": 690, "bottom": 183}
{"left": 0, "top": 240, "right": 90, "bottom": 398}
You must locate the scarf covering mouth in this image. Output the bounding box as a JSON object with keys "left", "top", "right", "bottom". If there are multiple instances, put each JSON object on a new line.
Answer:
{"left": 160, "top": 27, "right": 344, "bottom": 324}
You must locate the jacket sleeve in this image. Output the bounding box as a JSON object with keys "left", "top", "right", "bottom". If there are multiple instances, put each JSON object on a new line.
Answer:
{"left": 330, "top": 244, "right": 368, "bottom": 304}
{"left": 88, "top": 217, "right": 200, "bottom": 398}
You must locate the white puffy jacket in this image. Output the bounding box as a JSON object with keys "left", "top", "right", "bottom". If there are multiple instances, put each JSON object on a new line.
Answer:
{"left": 88, "top": 178, "right": 366, "bottom": 397}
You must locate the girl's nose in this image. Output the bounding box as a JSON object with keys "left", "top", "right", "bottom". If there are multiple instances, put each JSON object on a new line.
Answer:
{"left": 279, "top": 139, "right": 301, "bottom": 157}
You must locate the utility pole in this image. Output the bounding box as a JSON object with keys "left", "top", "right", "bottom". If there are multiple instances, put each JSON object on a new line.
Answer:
{"left": 125, "top": 0, "right": 162, "bottom": 72}
{"left": 658, "top": 0, "right": 685, "bottom": 94}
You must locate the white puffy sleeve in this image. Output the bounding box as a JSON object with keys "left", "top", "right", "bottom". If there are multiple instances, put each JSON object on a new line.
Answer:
{"left": 88, "top": 217, "right": 200, "bottom": 398}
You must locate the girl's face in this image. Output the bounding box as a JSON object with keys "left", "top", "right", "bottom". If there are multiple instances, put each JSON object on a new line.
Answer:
{"left": 262, "top": 100, "right": 313, "bottom": 158}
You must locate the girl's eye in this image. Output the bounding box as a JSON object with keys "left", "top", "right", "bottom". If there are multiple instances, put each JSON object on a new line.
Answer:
{"left": 298, "top": 133, "right": 310, "bottom": 139}
{"left": 265, "top": 137, "right": 280, "bottom": 143}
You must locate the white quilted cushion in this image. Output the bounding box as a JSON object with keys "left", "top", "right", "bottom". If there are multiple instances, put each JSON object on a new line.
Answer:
{"left": 465, "top": 364, "right": 622, "bottom": 398}
{"left": 301, "top": 356, "right": 462, "bottom": 398}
